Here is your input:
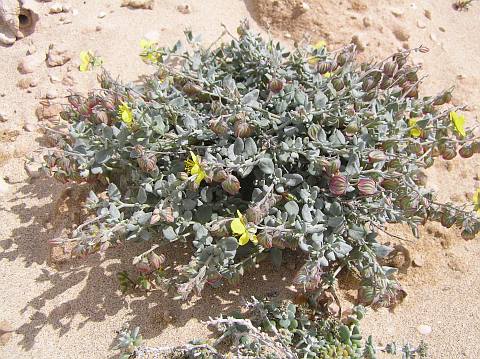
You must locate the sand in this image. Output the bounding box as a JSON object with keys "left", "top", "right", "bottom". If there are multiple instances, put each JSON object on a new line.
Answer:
{"left": 0, "top": 0, "right": 479, "bottom": 358}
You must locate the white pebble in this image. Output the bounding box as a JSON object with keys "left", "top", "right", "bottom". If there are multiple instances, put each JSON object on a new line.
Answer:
{"left": 98, "top": 12, "right": 106, "bottom": 18}
{"left": 417, "top": 324, "right": 432, "bottom": 336}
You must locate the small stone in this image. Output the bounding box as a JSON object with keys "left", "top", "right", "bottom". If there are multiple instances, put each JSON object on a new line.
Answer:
{"left": 30, "top": 78, "right": 39, "bottom": 87}
{"left": 417, "top": 20, "right": 426, "bottom": 29}
{"left": 98, "top": 11, "right": 106, "bottom": 18}
{"left": 18, "top": 54, "right": 45, "bottom": 74}
{"left": 412, "top": 255, "right": 424, "bottom": 267}
{"left": 176, "top": 4, "right": 191, "bottom": 14}
{"left": 49, "top": 74, "right": 61, "bottom": 83}
{"left": 36, "top": 101, "right": 62, "bottom": 120}
{"left": 49, "top": 3, "right": 64, "bottom": 13}
{"left": 351, "top": 35, "right": 365, "bottom": 51}
{"left": 0, "top": 178, "right": 12, "bottom": 196}
{"left": 27, "top": 45, "right": 37, "bottom": 55}
{"left": 300, "top": 1, "right": 311, "bottom": 12}
{"left": 390, "top": 8, "right": 404, "bottom": 17}
{"left": 62, "top": 74, "right": 76, "bottom": 87}
{"left": 45, "top": 89, "right": 58, "bottom": 99}
{"left": 351, "top": 0, "right": 367, "bottom": 11}
{"left": 284, "top": 32, "right": 292, "bottom": 39}
{"left": 424, "top": 9, "right": 432, "bottom": 19}
{"left": 392, "top": 26, "right": 410, "bottom": 41}
{"left": 430, "top": 33, "right": 438, "bottom": 42}
{"left": 95, "top": 25, "right": 102, "bottom": 32}
{"left": 46, "top": 45, "right": 72, "bottom": 67}
{"left": 25, "top": 162, "right": 42, "bottom": 179}
{"left": 363, "top": 16, "right": 372, "bottom": 27}
{"left": 17, "top": 77, "right": 32, "bottom": 89}
{"left": 402, "top": 42, "right": 410, "bottom": 50}
{"left": 62, "top": 3, "right": 72, "bottom": 12}
{"left": 439, "top": 26, "right": 446, "bottom": 32}
{"left": 72, "top": 9, "right": 78, "bottom": 16}
{"left": 23, "top": 120, "right": 37, "bottom": 132}
{"left": 417, "top": 324, "right": 432, "bottom": 336}
{"left": 0, "top": 320, "right": 14, "bottom": 345}
{"left": 0, "top": 111, "right": 8, "bottom": 122}
{"left": 121, "top": 0, "right": 154, "bottom": 9}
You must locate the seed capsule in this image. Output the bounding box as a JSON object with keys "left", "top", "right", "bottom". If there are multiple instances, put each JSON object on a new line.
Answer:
{"left": 336, "top": 52, "right": 348, "bottom": 66}
{"left": 441, "top": 146, "right": 457, "bottom": 160}
{"left": 383, "top": 61, "right": 398, "bottom": 77}
{"left": 212, "top": 168, "right": 228, "bottom": 182}
{"left": 209, "top": 118, "right": 229, "bottom": 136}
{"left": 222, "top": 174, "right": 241, "bottom": 195}
{"left": 332, "top": 78, "right": 345, "bottom": 91}
{"left": 459, "top": 144, "right": 474, "bottom": 158}
{"left": 380, "top": 178, "right": 399, "bottom": 190}
{"left": 317, "top": 61, "right": 331, "bottom": 74}
{"left": 234, "top": 119, "right": 254, "bottom": 138}
{"left": 138, "top": 153, "right": 158, "bottom": 173}
{"left": 269, "top": 78, "right": 284, "bottom": 94}
{"left": 329, "top": 174, "right": 348, "bottom": 196}
{"left": 362, "top": 78, "right": 377, "bottom": 92}
{"left": 358, "top": 178, "right": 377, "bottom": 195}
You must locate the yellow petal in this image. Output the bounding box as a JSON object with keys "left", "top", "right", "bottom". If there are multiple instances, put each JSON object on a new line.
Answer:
{"left": 80, "top": 51, "right": 90, "bottom": 63}
{"left": 79, "top": 63, "right": 89, "bottom": 72}
{"left": 231, "top": 218, "right": 246, "bottom": 235}
{"left": 307, "top": 56, "right": 319, "bottom": 65}
{"left": 140, "top": 39, "right": 150, "bottom": 49}
{"left": 474, "top": 189, "right": 480, "bottom": 204}
{"left": 313, "top": 40, "right": 326, "bottom": 50}
{"left": 450, "top": 111, "right": 466, "bottom": 137}
{"left": 238, "top": 232, "right": 249, "bottom": 246}
{"left": 250, "top": 234, "right": 258, "bottom": 245}
{"left": 194, "top": 170, "right": 205, "bottom": 185}
{"left": 323, "top": 72, "right": 332, "bottom": 78}
{"left": 410, "top": 128, "right": 421, "bottom": 138}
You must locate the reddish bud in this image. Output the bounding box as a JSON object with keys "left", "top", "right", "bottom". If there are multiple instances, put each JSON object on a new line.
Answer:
{"left": 329, "top": 175, "right": 348, "bottom": 196}
{"left": 357, "top": 178, "right": 377, "bottom": 196}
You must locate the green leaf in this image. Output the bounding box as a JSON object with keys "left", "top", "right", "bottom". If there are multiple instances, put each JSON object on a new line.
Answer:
{"left": 233, "top": 137, "right": 245, "bottom": 155}
{"left": 244, "top": 137, "right": 257, "bottom": 156}
{"left": 137, "top": 187, "right": 147, "bottom": 204}
{"left": 258, "top": 157, "right": 275, "bottom": 174}
{"left": 284, "top": 201, "right": 299, "bottom": 216}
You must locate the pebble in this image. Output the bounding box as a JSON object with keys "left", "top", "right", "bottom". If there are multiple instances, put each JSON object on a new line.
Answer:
{"left": 17, "top": 77, "right": 32, "bottom": 89}
{"left": 284, "top": 32, "right": 292, "bottom": 39}
{"left": 17, "top": 54, "right": 44, "bottom": 74}
{"left": 176, "top": 4, "right": 191, "bottom": 14}
{"left": 23, "top": 120, "right": 37, "bottom": 132}
{"left": 0, "top": 320, "right": 14, "bottom": 344}
{"left": 49, "top": 74, "right": 61, "bottom": 83}
{"left": 392, "top": 26, "right": 410, "bottom": 41}
{"left": 62, "top": 74, "right": 76, "bottom": 87}
{"left": 62, "top": 3, "right": 72, "bottom": 12}
{"left": 0, "top": 111, "right": 8, "bottom": 122}
{"left": 300, "top": 1, "right": 311, "bottom": 12}
{"left": 430, "top": 33, "right": 438, "bottom": 42}
{"left": 412, "top": 255, "right": 425, "bottom": 267}
{"left": 0, "top": 179, "right": 12, "bottom": 196}
{"left": 36, "top": 101, "right": 63, "bottom": 120}
{"left": 424, "top": 9, "right": 432, "bottom": 19}
{"left": 30, "top": 78, "right": 39, "bottom": 87}
{"left": 49, "top": 3, "right": 64, "bottom": 13}
{"left": 439, "top": 26, "right": 446, "bottom": 32}
{"left": 390, "top": 8, "right": 404, "bottom": 17}
{"left": 26, "top": 45, "right": 37, "bottom": 55}
{"left": 45, "top": 89, "right": 58, "bottom": 99}
{"left": 417, "top": 20, "right": 426, "bottom": 29}
{"left": 417, "top": 324, "right": 432, "bottom": 336}
{"left": 121, "top": 0, "right": 154, "bottom": 9}
{"left": 95, "top": 25, "right": 102, "bottom": 32}
{"left": 98, "top": 11, "right": 106, "bottom": 18}
{"left": 46, "top": 45, "right": 72, "bottom": 67}
{"left": 362, "top": 16, "right": 372, "bottom": 27}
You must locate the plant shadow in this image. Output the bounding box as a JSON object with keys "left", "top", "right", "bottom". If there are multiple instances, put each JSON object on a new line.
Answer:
{"left": 1, "top": 174, "right": 299, "bottom": 353}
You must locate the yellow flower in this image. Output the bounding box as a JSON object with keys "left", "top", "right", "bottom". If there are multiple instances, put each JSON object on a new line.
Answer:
{"left": 118, "top": 102, "right": 134, "bottom": 127}
{"left": 231, "top": 210, "right": 258, "bottom": 246}
{"left": 473, "top": 188, "right": 480, "bottom": 215}
{"left": 409, "top": 118, "right": 421, "bottom": 138}
{"left": 313, "top": 40, "right": 327, "bottom": 50}
{"left": 323, "top": 72, "right": 332, "bottom": 78}
{"left": 184, "top": 151, "right": 207, "bottom": 185}
{"left": 140, "top": 39, "right": 159, "bottom": 63}
{"left": 450, "top": 111, "right": 466, "bottom": 137}
{"left": 79, "top": 51, "right": 93, "bottom": 72}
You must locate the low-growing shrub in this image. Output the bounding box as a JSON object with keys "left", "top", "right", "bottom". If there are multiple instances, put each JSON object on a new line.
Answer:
{"left": 117, "top": 297, "right": 427, "bottom": 359}
{"left": 45, "top": 22, "right": 480, "bottom": 306}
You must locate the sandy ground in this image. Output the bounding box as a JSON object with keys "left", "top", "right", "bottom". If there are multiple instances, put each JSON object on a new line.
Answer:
{"left": 0, "top": 0, "right": 479, "bottom": 358}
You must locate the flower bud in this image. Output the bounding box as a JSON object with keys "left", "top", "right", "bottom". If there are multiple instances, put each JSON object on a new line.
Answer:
{"left": 148, "top": 252, "right": 166, "bottom": 270}
{"left": 357, "top": 178, "right": 377, "bottom": 196}
{"left": 325, "top": 158, "right": 341, "bottom": 176}
{"left": 362, "top": 78, "right": 377, "bottom": 92}
{"left": 222, "top": 174, "right": 241, "bottom": 195}
{"left": 345, "top": 122, "right": 359, "bottom": 136}
{"left": 368, "top": 150, "right": 387, "bottom": 163}
{"left": 329, "top": 174, "right": 348, "bottom": 196}
{"left": 177, "top": 171, "right": 189, "bottom": 181}
{"left": 380, "top": 178, "right": 399, "bottom": 190}
{"left": 269, "top": 78, "right": 284, "bottom": 94}
{"left": 461, "top": 227, "right": 476, "bottom": 240}
{"left": 212, "top": 168, "right": 228, "bottom": 182}
{"left": 95, "top": 111, "right": 110, "bottom": 125}
{"left": 336, "top": 52, "right": 348, "bottom": 66}
{"left": 441, "top": 146, "right": 457, "bottom": 160}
